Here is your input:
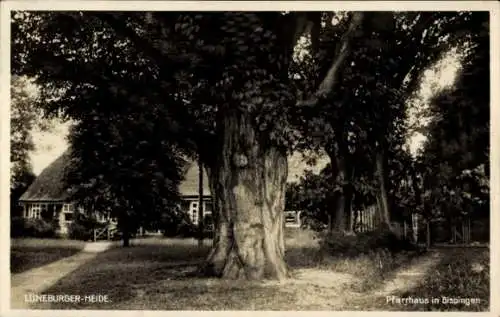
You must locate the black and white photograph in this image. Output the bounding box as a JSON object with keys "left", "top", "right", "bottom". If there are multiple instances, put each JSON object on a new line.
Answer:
{"left": 1, "top": 1, "right": 498, "bottom": 314}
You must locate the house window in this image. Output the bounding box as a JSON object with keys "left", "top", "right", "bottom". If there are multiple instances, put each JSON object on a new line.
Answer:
{"left": 30, "top": 204, "right": 41, "bottom": 219}
{"left": 41, "top": 204, "right": 48, "bottom": 218}
{"left": 64, "top": 213, "right": 74, "bottom": 222}
{"left": 190, "top": 202, "right": 199, "bottom": 224}
{"left": 63, "top": 204, "right": 74, "bottom": 213}
{"left": 204, "top": 201, "right": 213, "bottom": 213}
{"left": 62, "top": 204, "right": 75, "bottom": 224}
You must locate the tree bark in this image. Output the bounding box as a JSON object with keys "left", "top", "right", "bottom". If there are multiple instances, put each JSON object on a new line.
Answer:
{"left": 333, "top": 191, "right": 346, "bottom": 231}
{"left": 333, "top": 183, "right": 354, "bottom": 233}
{"left": 344, "top": 184, "right": 353, "bottom": 232}
{"left": 121, "top": 218, "right": 131, "bottom": 247}
{"left": 201, "top": 111, "right": 288, "bottom": 280}
{"left": 197, "top": 155, "right": 204, "bottom": 247}
{"left": 375, "top": 151, "right": 392, "bottom": 230}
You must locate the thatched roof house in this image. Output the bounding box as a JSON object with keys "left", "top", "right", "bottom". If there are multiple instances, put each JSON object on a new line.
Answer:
{"left": 19, "top": 150, "right": 213, "bottom": 227}
{"left": 20, "top": 150, "right": 211, "bottom": 202}
{"left": 19, "top": 149, "right": 73, "bottom": 203}
{"left": 179, "top": 162, "right": 210, "bottom": 198}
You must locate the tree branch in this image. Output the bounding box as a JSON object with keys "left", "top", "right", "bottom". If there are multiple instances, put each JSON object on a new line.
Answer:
{"left": 95, "top": 12, "right": 190, "bottom": 75}
{"left": 96, "top": 13, "right": 218, "bottom": 157}
{"left": 297, "top": 12, "right": 364, "bottom": 107}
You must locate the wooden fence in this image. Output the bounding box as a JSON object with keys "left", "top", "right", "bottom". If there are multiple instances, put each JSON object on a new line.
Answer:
{"left": 352, "top": 205, "right": 378, "bottom": 233}
{"left": 285, "top": 205, "right": 487, "bottom": 246}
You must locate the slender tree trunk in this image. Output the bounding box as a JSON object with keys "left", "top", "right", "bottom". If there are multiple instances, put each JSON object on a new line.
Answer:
{"left": 122, "top": 231, "right": 130, "bottom": 247}
{"left": 327, "top": 213, "right": 333, "bottom": 232}
{"left": 375, "top": 151, "right": 391, "bottom": 230}
{"left": 197, "top": 155, "right": 204, "bottom": 247}
{"left": 426, "top": 221, "right": 431, "bottom": 248}
{"left": 121, "top": 218, "right": 130, "bottom": 247}
{"left": 201, "top": 111, "right": 288, "bottom": 280}
{"left": 118, "top": 208, "right": 131, "bottom": 247}
{"left": 334, "top": 190, "right": 346, "bottom": 231}
{"left": 344, "top": 184, "right": 353, "bottom": 232}
{"left": 328, "top": 147, "right": 353, "bottom": 233}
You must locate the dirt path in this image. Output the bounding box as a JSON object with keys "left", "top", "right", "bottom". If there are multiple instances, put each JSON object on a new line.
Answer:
{"left": 10, "top": 242, "right": 115, "bottom": 309}
{"left": 265, "top": 250, "right": 443, "bottom": 310}
{"left": 373, "top": 251, "right": 442, "bottom": 296}
{"left": 338, "top": 251, "right": 443, "bottom": 310}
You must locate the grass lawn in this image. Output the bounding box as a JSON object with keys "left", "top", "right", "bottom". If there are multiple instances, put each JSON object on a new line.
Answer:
{"left": 18, "top": 231, "right": 489, "bottom": 311}
{"left": 10, "top": 238, "right": 86, "bottom": 274}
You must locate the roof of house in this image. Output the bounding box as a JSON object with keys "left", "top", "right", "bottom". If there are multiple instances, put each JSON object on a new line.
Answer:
{"left": 19, "top": 149, "right": 73, "bottom": 202}
{"left": 178, "top": 162, "right": 211, "bottom": 197}
{"left": 19, "top": 150, "right": 212, "bottom": 202}
{"left": 20, "top": 150, "right": 327, "bottom": 202}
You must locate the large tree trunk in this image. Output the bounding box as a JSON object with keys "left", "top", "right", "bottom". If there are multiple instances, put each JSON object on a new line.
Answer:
{"left": 201, "top": 111, "right": 288, "bottom": 280}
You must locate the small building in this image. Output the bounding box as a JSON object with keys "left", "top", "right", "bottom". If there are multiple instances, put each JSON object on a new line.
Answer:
{"left": 18, "top": 151, "right": 110, "bottom": 235}
{"left": 284, "top": 210, "right": 303, "bottom": 228}
{"left": 177, "top": 161, "right": 212, "bottom": 225}
{"left": 18, "top": 150, "right": 213, "bottom": 236}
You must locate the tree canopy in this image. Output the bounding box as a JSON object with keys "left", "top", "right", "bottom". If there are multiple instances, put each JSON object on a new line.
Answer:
{"left": 11, "top": 10, "right": 490, "bottom": 279}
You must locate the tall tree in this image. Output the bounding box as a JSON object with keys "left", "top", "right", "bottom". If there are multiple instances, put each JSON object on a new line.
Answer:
{"left": 291, "top": 11, "right": 488, "bottom": 232}
{"left": 419, "top": 18, "right": 489, "bottom": 226}
{"left": 12, "top": 11, "right": 361, "bottom": 279}
{"left": 65, "top": 96, "right": 188, "bottom": 247}
{"left": 10, "top": 75, "right": 51, "bottom": 216}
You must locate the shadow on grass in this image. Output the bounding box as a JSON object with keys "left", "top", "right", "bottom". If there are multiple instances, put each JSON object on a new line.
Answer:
{"left": 36, "top": 241, "right": 296, "bottom": 310}
{"left": 33, "top": 233, "right": 432, "bottom": 310}
{"left": 11, "top": 246, "right": 83, "bottom": 274}
{"left": 25, "top": 228, "right": 441, "bottom": 311}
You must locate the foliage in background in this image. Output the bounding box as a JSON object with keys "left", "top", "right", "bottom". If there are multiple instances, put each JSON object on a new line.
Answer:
{"left": 288, "top": 12, "right": 489, "bottom": 231}
{"left": 10, "top": 11, "right": 490, "bottom": 283}
{"left": 286, "top": 12, "right": 489, "bottom": 234}
{"left": 10, "top": 217, "right": 59, "bottom": 238}
{"left": 416, "top": 15, "right": 489, "bottom": 226}
{"left": 10, "top": 76, "right": 50, "bottom": 218}
{"left": 67, "top": 213, "right": 109, "bottom": 241}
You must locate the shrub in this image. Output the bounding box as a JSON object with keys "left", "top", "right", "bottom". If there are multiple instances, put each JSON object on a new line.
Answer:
{"left": 320, "top": 227, "right": 420, "bottom": 257}
{"left": 202, "top": 214, "right": 215, "bottom": 239}
{"left": 68, "top": 222, "right": 91, "bottom": 241}
{"left": 300, "top": 215, "right": 328, "bottom": 231}
{"left": 162, "top": 210, "right": 197, "bottom": 237}
{"left": 161, "top": 209, "right": 213, "bottom": 238}
{"left": 11, "top": 217, "right": 57, "bottom": 238}
{"left": 68, "top": 213, "right": 107, "bottom": 241}
{"left": 11, "top": 217, "right": 26, "bottom": 237}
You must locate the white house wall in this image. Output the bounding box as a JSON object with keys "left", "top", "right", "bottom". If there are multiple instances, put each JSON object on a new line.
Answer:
{"left": 185, "top": 199, "right": 213, "bottom": 225}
